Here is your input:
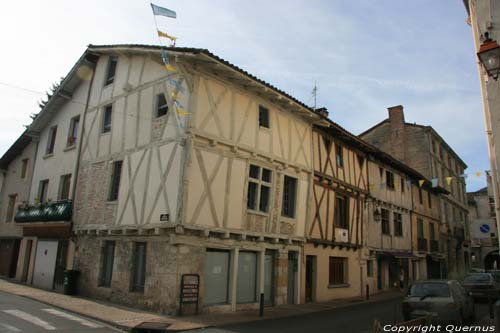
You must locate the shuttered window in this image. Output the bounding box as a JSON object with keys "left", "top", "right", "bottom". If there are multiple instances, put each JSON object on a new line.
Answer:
{"left": 131, "top": 242, "right": 147, "bottom": 292}
{"left": 329, "top": 257, "right": 347, "bottom": 285}
{"left": 99, "top": 241, "right": 115, "bottom": 287}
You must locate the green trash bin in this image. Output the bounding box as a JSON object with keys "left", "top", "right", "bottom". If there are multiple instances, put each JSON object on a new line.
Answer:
{"left": 63, "top": 270, "right": 79, "bottom": 295}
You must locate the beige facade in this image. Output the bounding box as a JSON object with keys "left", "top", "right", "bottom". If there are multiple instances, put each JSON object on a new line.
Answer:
{"left": 72, "top": 45, "right": 326, "bottom": 314}
{"left": 364, "top": 156, "right": 413, "bottom": 293}
{"left": 360, "top": 105, "right": 469, "bottom": 275}
{"left": 302, "top": 126, "right": 368, "bottom": 303}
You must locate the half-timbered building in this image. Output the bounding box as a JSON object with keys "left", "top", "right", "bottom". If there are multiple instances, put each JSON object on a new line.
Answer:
{"left": 303, "top": 122, "right": 369, "bottom": 302}
{"left": 71, "top": 44, "right": 328, "bottom": 314}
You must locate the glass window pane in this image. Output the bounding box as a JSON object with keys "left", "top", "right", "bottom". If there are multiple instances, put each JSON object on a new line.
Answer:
{"left": 247, "top": 182, "right": 258, "bottom": 210}
{"left": 259, "top": 185, "right": 270, "bottom": 212}
{"left": 261, "top": 168, "right": 272, "bottom": 182}
{"left": 249, "top": 165, "right": 260, "bottom": 179}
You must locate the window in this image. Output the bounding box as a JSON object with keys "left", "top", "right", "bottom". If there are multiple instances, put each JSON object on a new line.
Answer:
{"left": 386, "top": 171, "right": 395, "bottom": 190}
{"left": 99, "top": 241, "right": 115, "bottom": 287}
{"left": 38, "top": 179, "right": 49, "bottom": 203}
{"left": 357, "top": 155, "right": 365, "bottom": 168}
{"left": 108, "top": 161, "right": 123, "bottom": 201}
{"left": 258, "top": 105, "right": 269, "bottom": 128}
{"left": 58, "top": 174, "right": 72, "bottom": 200}
{"left": 367, "top": 260, "right": 373, "bottom": 277}
{"left": 334, "top": 195, "right": 349, "bottom": 229}
{"left": 417, "top": 219, "right": 424, "bottom": 238}
{"left": 105, "top": 56, "right": 117, "bottom": 86}
{"left": 381, "top": 208, "right": 390, "bottom": 235}
{"left": 329, "top": 257, "right": 347, "bottom": 285}
{"left": 429, "top": 223, "right": 436, "bottom": 240}
{"left": 335, "top": 144, "right": 343, "bottom": 168}
{"left": 282, "top": 176, "right": 297, "bottom": 218}
{"left": 418, "top": 188, "right": 423, "bottom": 205}
{"left": 46, "top": 126, "right": 57, "bottom": 155}
{"left": 20, "top": 159, "right": 29, "bottom": 179}
{"left": 394, "top": 212, "right": 403, "bottom": 236}
{"left": 131, "top": 242, "right": 147, "bottom": 292}
{"left": 156, "top": 93, "right": 168, "bottom": 118}
{"left": 6, "top": 194, "right": 17, "bottom": 222}
{"left": 400, "top": 177, "right": 405, "bottom": 193}
{"left": 247, "top": 165, "right": 272, "bottom": 213}
{"left": 431, "top": 140, "right": 436, "bottom": 154}
{"left": 102, "top": 105, "right": 112, "bottom": 133}
{"left": 427, "top": 191, "right": 432, "bottom": 208}
{"left": 379, "top": 167, "right": 384, "bottom": 179}
{"left": 67, "top": 116, "right": 80, "bottom": 147}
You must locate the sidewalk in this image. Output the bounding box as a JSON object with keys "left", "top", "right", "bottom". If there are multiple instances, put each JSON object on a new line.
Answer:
{"left": 0, "top": 278, "right": 402, "bottom": 332}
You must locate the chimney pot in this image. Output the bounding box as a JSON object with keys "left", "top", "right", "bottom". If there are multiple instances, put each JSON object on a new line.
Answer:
{"left": 316, "top": 107, "right": 329, "bottom": 117}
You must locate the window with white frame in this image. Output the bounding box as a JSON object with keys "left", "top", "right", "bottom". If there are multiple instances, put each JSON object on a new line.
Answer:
{"left": 247, "top": 165, "right": 272, "bottom": 213}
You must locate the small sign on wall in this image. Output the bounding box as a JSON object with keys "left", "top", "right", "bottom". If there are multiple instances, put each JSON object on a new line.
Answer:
{"left": 160, "top": 214, "right": 169, "bottom": 222}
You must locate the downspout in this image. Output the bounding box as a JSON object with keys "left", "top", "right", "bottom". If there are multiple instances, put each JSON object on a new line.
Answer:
{"left": 69, "top": 55, "right": 97, "bottom": 269}
{"left": 469, "top": 0, "right": 500, "bottom": 258}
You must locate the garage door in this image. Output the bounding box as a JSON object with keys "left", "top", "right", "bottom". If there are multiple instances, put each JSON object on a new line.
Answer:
{"left": 237, "top": 251, "right": 257, "bottom": 303}
{"left": 32, "top": 240, "right": 58, "bottom": 290}
{"left": 205, "top": 250, "right": 230, "bottom": 305}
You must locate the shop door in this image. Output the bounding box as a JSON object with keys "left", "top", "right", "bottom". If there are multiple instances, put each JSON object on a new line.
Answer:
{"left": 305, "top": 256, "right": 315, "bottom": 303}
{"left": 32, "top": 240, "right": 59, "bottom": 290}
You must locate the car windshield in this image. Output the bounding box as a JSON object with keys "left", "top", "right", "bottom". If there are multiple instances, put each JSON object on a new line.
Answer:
{"left": 464, "top": 274, "right": 491, "bottom": 283}
{"left": 408, "top": 283, "right": 450, "bottom": 297}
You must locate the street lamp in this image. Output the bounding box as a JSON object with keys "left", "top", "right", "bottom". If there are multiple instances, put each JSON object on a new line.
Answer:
{"left": 477, "top": 33, "right": 500, "bottom": 80}
{"left": 373, "top": 207, "right": 381, "bottom": 223}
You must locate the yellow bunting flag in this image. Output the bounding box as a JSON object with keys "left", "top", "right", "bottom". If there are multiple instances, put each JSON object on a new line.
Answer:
{"left": 176, "top": 108, "right": 189, "bottom": 115}
{"left": 369, "top": 183, "right": 375, "bottom": 191}
{"left": 446, "top": 177, "right": 453, "bottom": 185}
{"left": 171, "top": 91, "right": 180, "bottom": 99}
{"left": 164, "top": 64, "right": 177, "bottom": 72}
{"left": 418, "top": 180, "right": 425, "bottom": 187}
{"left": 157, "top": 30, "right": 178, "bottom": 42}
{"left": 475, "top": 171, "right": 482, "bottom": 177}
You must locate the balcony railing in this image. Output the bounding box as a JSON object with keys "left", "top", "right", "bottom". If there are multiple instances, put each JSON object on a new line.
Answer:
{"left": 430, "top": 240, "right": 439, "bottom": 252}
{"left": 418, "top": 238, "right": 428, "bottom": 251}
{"left": 15, "top": 200, "right": 72, "bottom": 223}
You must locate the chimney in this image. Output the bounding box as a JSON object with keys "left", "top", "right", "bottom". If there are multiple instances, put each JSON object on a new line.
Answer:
{"left": 316, "top": 107, "right": 329, "bottom": 118}
{"left": 388, "top": 105, "right": 405, "bottom": 124}
{"left": 387, "top": 105, "right": 406, "bottom": 162}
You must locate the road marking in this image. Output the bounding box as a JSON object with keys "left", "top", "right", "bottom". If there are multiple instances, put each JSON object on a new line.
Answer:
{"left": 0, "top": 322, "right": 21, "bottom": 332}
{"left": 42, "top": 309, "right": 103, "bottom": 328}
{"left": 2, "top": 310, "right": 55, "bottom": 330}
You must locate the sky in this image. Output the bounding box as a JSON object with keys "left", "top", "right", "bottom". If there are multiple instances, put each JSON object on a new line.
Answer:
{"left": 0, "top": 0, "right": 488, "bottom": 191}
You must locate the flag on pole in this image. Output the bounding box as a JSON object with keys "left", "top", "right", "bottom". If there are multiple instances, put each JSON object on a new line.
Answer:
{"left": 157, "top": 30, "right": 178, "bottom": 41}
{"left": 151, "top": 3, "right": 177, "bottom": 18}
{"left": 418, "top": 180, "right": 425, "bottom": 187}
{"left": 431, "top": 178, "right": 438, "bottom": 188}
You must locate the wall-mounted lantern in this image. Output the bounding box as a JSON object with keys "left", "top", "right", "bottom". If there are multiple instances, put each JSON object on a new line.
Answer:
{"left": 477, "top": 33, "right": 500, "bottom": 80}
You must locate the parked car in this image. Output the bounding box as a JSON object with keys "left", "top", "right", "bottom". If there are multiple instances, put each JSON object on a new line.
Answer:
{"left": 402, "top": 280, "right": 475, "bottom": 324}
{"left": 463, "top": 273, "right": 500, "bottom": 300}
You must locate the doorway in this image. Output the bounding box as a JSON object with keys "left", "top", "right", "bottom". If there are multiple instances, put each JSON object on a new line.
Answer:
{"left": 305, "top": 255, "right": 315, "bottom": 303}
{"left": 264, "top": 251, "right": 275, "bottom": 305}
{"left": 287, "top": 252, "right": 297, "bottom": 304}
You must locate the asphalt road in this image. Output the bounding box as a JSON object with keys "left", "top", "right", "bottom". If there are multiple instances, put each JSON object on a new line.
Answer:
{"left": 191, "top": 297, "right": 493, "bottom": 333}
{"left": 0, "top": 290, "right": 122, "bottom": 333}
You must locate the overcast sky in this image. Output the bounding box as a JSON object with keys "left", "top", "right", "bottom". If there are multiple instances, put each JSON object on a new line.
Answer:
{"left": 0, "top": 0, "right": 488, "bottom": 191}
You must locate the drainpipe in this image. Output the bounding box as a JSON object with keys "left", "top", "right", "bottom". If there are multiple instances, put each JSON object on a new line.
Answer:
{"left": 68, "top": 55, "right": 97, "bottom": 269}
{"left": 469, "top": 0, "right": 500, "bottom": 260}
